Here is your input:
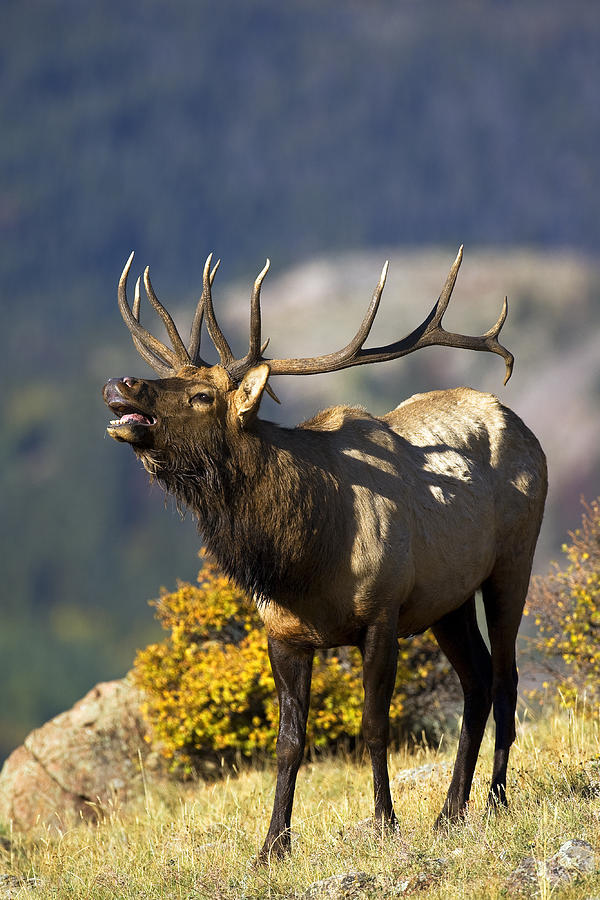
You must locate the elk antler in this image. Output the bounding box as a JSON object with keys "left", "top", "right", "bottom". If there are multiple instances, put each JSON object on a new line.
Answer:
{"left": 119, "top": 252, "right": 189, "bottom": 375}
{"left": 258, "top": 247, "right": 513, "bottom": 385}
{"left": 188, "top": 253, "right": 222, "bottom": 366}
{"left": 118, "top": 246, "right": 514, "bottom": 386}
{"left": 118, "top": 251, "right": 219, "bottom": 374}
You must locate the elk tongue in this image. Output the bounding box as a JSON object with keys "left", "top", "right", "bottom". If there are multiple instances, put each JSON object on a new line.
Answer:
{"left": 119, "top": 412, "right": 152, "bottom": 425}
{"left": 107, "top": 413, "right": 154, "bottom": 444}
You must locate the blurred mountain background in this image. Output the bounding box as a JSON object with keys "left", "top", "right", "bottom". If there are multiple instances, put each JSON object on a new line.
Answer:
{"left": 1, "top": 0, "right": 599, "bottom": 762}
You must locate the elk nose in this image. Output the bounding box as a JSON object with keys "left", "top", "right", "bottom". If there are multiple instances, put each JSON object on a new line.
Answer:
{"left": 102, "top": 377, "right": 139, "bottom": 403}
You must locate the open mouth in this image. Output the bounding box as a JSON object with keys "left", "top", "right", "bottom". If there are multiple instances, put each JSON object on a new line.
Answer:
{"left": 106, "top": 400, "right": 157, "bottom": 442}
{"left": 108, "top": 402, "right": 157, "bottom": 428}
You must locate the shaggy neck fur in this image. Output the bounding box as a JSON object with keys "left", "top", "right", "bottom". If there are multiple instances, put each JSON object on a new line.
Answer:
{"left": 137, "top": 420, "right": 342, "bottom": 605}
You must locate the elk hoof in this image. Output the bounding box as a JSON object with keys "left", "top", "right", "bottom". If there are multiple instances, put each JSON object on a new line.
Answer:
{"left": 486, "top": 787, "right": 509, "bottom": 811}
{"left": 255, "top": 834, "right": 292, "bottom": 867}
{"left": 355, "top": 813, "right": 400, "bottom": 837}
{"left": 434, "top": 806, "right": 467, "bottom": 831}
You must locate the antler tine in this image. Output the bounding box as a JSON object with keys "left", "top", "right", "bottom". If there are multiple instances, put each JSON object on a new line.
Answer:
{"left": 188, "top": 257, "right": 209, "bottom": 367}
{"left": 131, "top": 276, "right": 173, "bottom": 376}
{"left": 187, "top": 297, "right": 204, "bottom": 366}
{"left": 143, "top": 267, "right": 191, "bottom": 367}
{"left": 484, "top": 296, "right": 513, "bottom": 384}
{"left": 188, "top": 257, "right": 222, "bottom": 366}
{"left": 132, "top": 274, "right": 141, "bottom": 320}
{"left": 350, "top": 259, "right": 389, "bottom": 353}
{"left": 431, "top": 245, "right": 463, "bottom": 327}
{"left": 226, "top": 259, "right": 272, "bottom": 381}
{"left": 249, "top": 263, "right": 283, "bottom": 395}
{"left": 199, "top": 253, "right": 234, "bottom": 366}
{"left": 118, "top": 253, "right": 178, "bottom": 372}
{"left": 249, "top": 259, "right": 270, "bottom": 358}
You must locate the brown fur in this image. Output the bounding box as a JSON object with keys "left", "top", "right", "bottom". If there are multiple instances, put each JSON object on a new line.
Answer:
{"left": 103, "top": 362, "right": 546, "bottom": 860}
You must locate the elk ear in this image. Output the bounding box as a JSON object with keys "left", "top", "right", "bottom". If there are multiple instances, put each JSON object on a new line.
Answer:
{"left": 233, "top": 364, "right": 271, "bottom": 427}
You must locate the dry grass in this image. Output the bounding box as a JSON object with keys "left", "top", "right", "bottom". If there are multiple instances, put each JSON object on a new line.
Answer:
{"left": 3, "top": 700, "right": 600, "bottom": 898}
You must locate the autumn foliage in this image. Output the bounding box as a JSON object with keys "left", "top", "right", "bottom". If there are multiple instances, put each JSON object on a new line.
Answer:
{"left": 526, "top": 498, "right": 600, "bottom": 705}
{"left": 133, "top": 553, "right": 448, "bottom": 773}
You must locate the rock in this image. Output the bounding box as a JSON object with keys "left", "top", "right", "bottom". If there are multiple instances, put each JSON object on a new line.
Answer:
{"left": 549, "top": 838, "right": 596, "bottom": 874}
{"left": 507, "top": 839, "right": 596, "bottom": 893}
{"left": 302, "top": 873, "right": 378, "bottom": 899}
{"left": 0, "top": 874, "right": 44, "bottom": 899}
{"left": 301, "top": 868, "right": 443, "bottom": 898}
{"left": 506, "top": 856, "right": 539, "bottom": 892}
{"left": 0, "top": 678, "right": 158, "bottom": 831}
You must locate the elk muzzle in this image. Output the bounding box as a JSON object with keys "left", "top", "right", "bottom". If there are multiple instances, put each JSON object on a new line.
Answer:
{"left": 103, "top": 377, "right": 157, "bottom": 444}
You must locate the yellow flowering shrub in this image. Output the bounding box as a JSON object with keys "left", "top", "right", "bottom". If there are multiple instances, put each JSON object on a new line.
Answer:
{"left": 133, "top": 552, "right": 447, "bottom": 773}
{"left": 526, "top": 498, "right": 600, "bottom": 705}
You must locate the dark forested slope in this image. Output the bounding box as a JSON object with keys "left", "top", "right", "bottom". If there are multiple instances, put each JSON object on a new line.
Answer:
{"left": 2, "top": 0, "right": 598, "bottom": 345}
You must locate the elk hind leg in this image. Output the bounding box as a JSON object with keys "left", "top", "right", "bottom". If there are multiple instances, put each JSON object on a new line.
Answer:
{"left": 431, "top": 596, "right": 492, "bottom": 825}
{"left": 482, "top": 562, "right": 530, "bottom": 809}
{"left": 360, "top": 622, "right": 399, "bottom": 830}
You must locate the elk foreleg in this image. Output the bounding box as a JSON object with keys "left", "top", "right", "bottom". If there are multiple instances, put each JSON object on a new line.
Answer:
{"left": 360, "top": 622, "right": 399, "bottom": 830}
{"left": 431, "top": 596, "right": 492, "bottom": 826}
{"left": 259, "top": 637, "right": 314, "bottom": 863}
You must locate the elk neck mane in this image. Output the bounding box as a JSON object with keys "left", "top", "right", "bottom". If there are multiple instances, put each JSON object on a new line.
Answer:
{"left": 136, "top": 417, "right": 343, "bottom": 605}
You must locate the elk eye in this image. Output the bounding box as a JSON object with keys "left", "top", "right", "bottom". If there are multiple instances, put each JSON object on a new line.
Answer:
{"left": 190, "top": 392, "right": 213, "bottom": 405}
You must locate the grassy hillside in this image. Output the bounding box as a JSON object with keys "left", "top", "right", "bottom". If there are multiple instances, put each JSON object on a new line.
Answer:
{"left": 3, "top": 701, "right": 600, "bottom": 897}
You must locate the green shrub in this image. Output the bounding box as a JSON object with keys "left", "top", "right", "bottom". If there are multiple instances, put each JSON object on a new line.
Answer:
{"left": 133, "top": 552, "right": 448, "bottom": 773}
{"left": 526, "top": 498, "right": 600, "bottom": 705}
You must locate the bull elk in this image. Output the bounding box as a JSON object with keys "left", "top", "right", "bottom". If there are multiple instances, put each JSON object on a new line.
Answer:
{"left": 103, "top": 247, "right": 546, "bottom": 861}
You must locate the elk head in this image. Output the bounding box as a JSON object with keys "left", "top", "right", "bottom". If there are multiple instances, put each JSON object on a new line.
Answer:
{"left": 103, "top": 254, "right": 275, "bottom": 456}
{"left": 103, "top": 246, "right": 514, "bottom": 453}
